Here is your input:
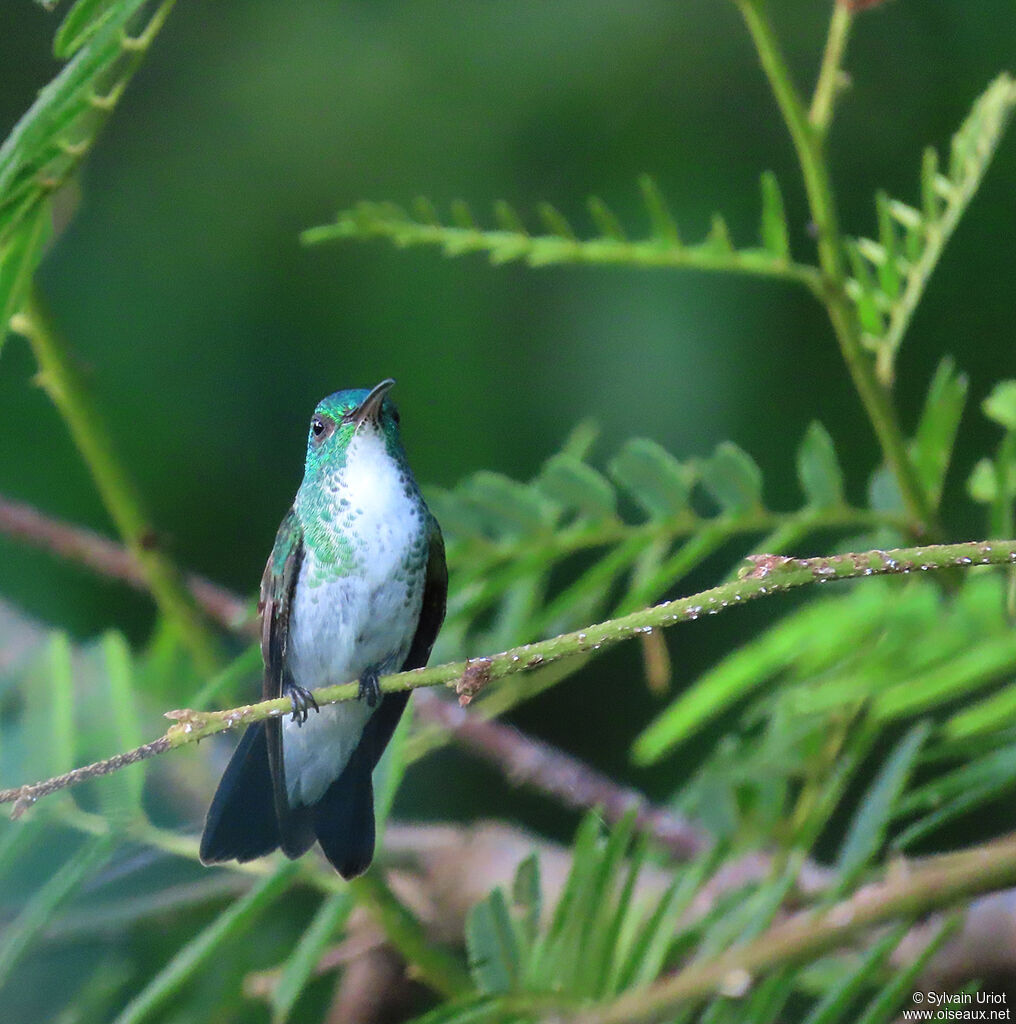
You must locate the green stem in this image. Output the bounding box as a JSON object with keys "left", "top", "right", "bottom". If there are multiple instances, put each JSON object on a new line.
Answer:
{"left": 11, "top": 290, "right": 222, "bottom": 674}
{"left": 808, "top": 3, "right": 854, "bottom": 134}
{"left": 348, "top": 868, "right": 472, "bottom": 998}
{"left": 733, "top": 0, "right": 940, "bottom": 537}
{"left": 5, "top": 537, "right": 1016, "bottom": 812}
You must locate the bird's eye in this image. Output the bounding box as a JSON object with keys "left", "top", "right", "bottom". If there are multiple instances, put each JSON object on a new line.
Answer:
{"left": 391, "top": 407, "right": 401, "bottom": 425}
{"left": 311, "top": 415, "right": 332, "bottom": 441}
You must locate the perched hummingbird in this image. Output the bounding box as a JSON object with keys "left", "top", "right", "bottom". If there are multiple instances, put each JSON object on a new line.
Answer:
{"left": 200, "top": 379, "right": 446, "bottom": 879}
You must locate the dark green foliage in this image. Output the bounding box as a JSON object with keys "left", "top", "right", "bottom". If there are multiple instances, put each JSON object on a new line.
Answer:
{"left": 2, "top": 2, "right": 1016, "bottom": 1023}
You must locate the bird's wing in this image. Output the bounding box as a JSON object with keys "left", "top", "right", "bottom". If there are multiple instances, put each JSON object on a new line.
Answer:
{"left": 259, "top": 508, "right": 315, "bottom": 856}
{"left": 259, "top": 507, "right": 304, "bottom": 702}
{"left": 403, "top": 513, "right": 448, "bottom": 672}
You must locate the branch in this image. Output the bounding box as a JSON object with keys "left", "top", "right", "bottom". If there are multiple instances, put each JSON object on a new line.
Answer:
{"left": 0, "top": 493, "right": 252, "bottom": 631}
{"left": 4, "top": 529, "right": 1016, "bottom": 813}
{"left": 412, "top": 690, "right": 711, "bottom": 860}
{"left": 575, "top": 832, "right": 1016, "bottom": 1024}
{"left": 808, "top": 3, "right": 854, "bottom": 135}
{"left": 0, "top": 497, "right": 709, "bottom": 859}
{"left": 10, "top": 294, "right": 223, "bottom": 673}
{"left": 733, "top": 0, "right": 940, "bottom": 537}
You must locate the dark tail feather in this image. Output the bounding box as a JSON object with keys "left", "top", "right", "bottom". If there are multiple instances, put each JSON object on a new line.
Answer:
{"left": 200, "top": 723, "right": 281, "bottom": 864}
{"left": 312, "top": 746, "right": 376, "bottom": 880}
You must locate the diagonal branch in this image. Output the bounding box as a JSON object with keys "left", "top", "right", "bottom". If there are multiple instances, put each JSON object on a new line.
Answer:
{"left": 2, "top": 492, "right": 1015, "bottom": 814}
{"left": 412, "top": 690, "right": 711, "bottom": 859}
{"left": 0, "top": 492, "right": 252, "bottom": 631}
{"left": 10, "top": 295, "right": 223, "bottom": 672}
{"left": 575, "top": 831, "right": 1016, "bottom": 1024}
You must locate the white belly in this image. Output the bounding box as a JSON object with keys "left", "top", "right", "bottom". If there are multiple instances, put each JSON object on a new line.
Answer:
{"left": 282, "top": 432, "right": 427, "bottom": 806}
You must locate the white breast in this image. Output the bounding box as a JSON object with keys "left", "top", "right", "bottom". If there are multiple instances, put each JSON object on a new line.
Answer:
{"left": 282, "top": 429, "right": 426, "bottom": 806}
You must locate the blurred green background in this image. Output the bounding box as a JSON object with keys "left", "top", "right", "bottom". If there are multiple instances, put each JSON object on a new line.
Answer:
{"left": 1, "top": 0, "right": 1014, "bottom": 818}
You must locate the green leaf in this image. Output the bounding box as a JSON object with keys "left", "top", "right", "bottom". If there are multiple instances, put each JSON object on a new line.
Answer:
{"left": 608, "top": 438, "right": 692, "bottom": 519}
{"left": 845, "top": 73, "right": 1016, "bottom": 378}
{"left": 539, "top": 812, "right": 601, "bottom": 975}
{"left": 945, "top": 684, "right": 1016, "bottom": 740}
{"left": 511, "top": 854, "right": 541, "bottom": 948}
{"left": 639, "top": 174, "right": 681, "bottom": 244}
{"left": 895, "top": 775, "right": 1016, "bottom": 850}
{"left": 0, "top": 835, "right": 112, "bottom": 991}
{"left": 633, "top": 587, "right": 892, "bottom": 764}
{"left": 466, "top": 888, "right": 521, "bottom": 994}
{"left": 112, "top": 863, "right": 298, "bottom": 1024}
{"left": 270, "top": 891, "right": 353, "bottom": 1024}
{"left": 967, "top": 458, "right": 997, "bottom": 503}
{"left": 800, "top": 924, "right": 909, "bottom": 1024}
{"left": 587, "top": 195, "right": 626, "bottom": 242}
{"left": 538, "top": 453, "right": 616, "bottom": 520}
{"left": 460, "top": 471, "right": 555, "bottom": 537}
{"left": 0, "top": 200, "right": 51, "bottom": 353}
{"left": 898, "top": 744, "right": 1016, "bottom": 816}
{"left": 911, "top": 357, "right": 968, "bottom": 505}
{"left": 574, "top": 811, "right": 638, "bottom": 996}
{"left": 0, "top": 0, "right": 161, "bottom": 235}
{"left": 54, "top": 0, "right": 121, "bottom": 57}
{"left": 97, "top": 631, "right": 144, "bottom": 823}
{"left": 797, "top": 422, "right": 844, "bottom": 508}
{"left": 759, "top": 171, "right": 790, "bottom": 260}
{"left": 872, "top": 632, "right": 1016, "bottom": 721}
{"left": 983, "top": 380, "right": 1016, "bottom": 431}
{"left": 615, "top": 850, "right": 718, "bottom": 991}
{"left": 699, "top": 442, "right": 763, "bottom": 514}
{"left": 47, "top": 632, "right": 76, "bottom": 779}
{"left": 851, "top": 916, "right": 960, "bottom": 1024}
{"left": 835, "top": 722, "right": 930, "bottom": 888}
{"left": 303, "top": 181, "right": 819, "bottom": 287}
{"left": 406, "top": 993, "right": 522, "bottom": 1024}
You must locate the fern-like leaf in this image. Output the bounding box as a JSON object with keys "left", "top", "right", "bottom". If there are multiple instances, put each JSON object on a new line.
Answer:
{"left": 845, "top": 73, "right": 1016, "bottom": 385}
{"left": 302, "top": 174, "right": 822, "bottom": 291}
{"left": 429, "top": 426, "right": 889, "bottom": 661}
{"left": 0, "top": 0, "right": 175, "bottom": 352}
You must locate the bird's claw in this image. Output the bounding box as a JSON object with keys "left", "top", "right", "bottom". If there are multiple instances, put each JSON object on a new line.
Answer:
{"left": 358, "top": 671, "right": 381, "bottom": 708}
{"left": 285, "top": 683, "right": 319, "bottom": 725}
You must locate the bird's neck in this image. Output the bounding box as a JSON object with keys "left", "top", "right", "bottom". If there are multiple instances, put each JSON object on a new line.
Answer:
{"left": 296, "top": 429, "right": 421, "bottom": 575}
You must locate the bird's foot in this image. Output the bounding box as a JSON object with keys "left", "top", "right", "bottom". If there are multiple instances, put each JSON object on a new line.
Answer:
{"left": 284, "top": 682, "right": 319, "bottom": 725}
{"left": 358, "top": 669, "right": 381, "bottom": 708}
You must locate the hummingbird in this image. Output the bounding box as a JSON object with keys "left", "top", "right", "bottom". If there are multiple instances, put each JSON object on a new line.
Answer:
{"left": 199, "top": 379, "right": 446, "bottom": 879}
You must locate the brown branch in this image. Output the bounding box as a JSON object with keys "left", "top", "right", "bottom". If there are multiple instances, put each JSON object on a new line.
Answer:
{"left": 0, "top": 737, "right": 172, "bottom": 818}
{"left": 577, "top": 832, "right": 1016, "bottom": 1024}
{"left": 0, "top": 496, "right": 707, "bottom": 859}
{"left": 0, "top": 493, "right": 252, "bottom": 630}
{"left": 412, "top": 689, "right": 711, "bottom": 859}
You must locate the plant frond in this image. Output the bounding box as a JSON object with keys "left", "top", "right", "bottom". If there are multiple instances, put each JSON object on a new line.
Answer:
{"left": 845, "top": 73, "right": 1016, "bottom": 385}
{"left": 0, "top": 0, "right": 175, "bottom": 353}
{"left": 638, "top": 568, "right": 1016, "bottom": 855}
{"left": 301, "top": 174, "right": 822, "bottom": 292}
{"left": 429, "top": 425, "right": 892, "bottom": 662}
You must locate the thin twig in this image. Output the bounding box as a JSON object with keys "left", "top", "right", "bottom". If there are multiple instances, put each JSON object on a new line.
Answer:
{"left": 10, "top": 293, "right": 223, "bottom": 672}
{"left": 0, "top": 493, "right": 252, "bottom": 630}
{"left": 412, "top": 690, "right": 711, "bottom": 859}
{"left": 0, "top": 497, "right": 703, "bottom": 855}
{"left": 809, "top": 3, "right": 853, "bottom": 133}
{"left": 733, "top": 0, "right": 940, "bottom": 538}
{"left": 575, "top": 831, "right": 1016, "bottom": 1024}
{"left": 3, "top": 501, "right": 1016, "bottom": 812}
{"left": 0, "top": 739, "right": 172, "bottom": 819}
